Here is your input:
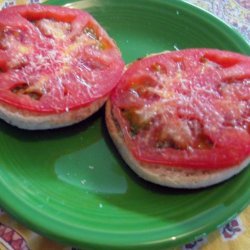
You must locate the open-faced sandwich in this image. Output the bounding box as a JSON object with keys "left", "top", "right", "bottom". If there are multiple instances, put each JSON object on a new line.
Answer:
{"left": 0, "top": 4, "right": 124, "bottom": 129}
{"left": 106, "top": 48, "right": 250, "bottom": 188}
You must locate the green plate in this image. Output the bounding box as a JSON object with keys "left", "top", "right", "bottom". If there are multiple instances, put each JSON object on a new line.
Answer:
{"left": 0, "top": 0, "right": 249, "bottom": 249}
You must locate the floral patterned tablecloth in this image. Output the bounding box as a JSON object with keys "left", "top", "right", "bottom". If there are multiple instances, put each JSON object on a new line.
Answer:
{"left": 0, "top": 0, "right": 249, "bottom": 250}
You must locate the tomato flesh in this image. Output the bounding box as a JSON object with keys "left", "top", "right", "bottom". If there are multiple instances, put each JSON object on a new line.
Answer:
{"left": 111, "top": 49, "right": 250, "bottom": 170}
{"left": 0, "top": 5, "right": 124, "bottom": 113}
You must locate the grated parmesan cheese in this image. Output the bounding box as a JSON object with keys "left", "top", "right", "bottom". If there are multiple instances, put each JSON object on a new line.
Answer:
{"left": 124, "top": 54, "right": 249, "bottom": 149}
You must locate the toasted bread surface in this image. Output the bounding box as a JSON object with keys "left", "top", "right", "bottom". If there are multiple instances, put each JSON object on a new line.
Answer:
{"left": 0, "top": 97, "right": 106, "bottom": 130}
{"left": 105, "top": 100, "right": 249, "bottom": 189}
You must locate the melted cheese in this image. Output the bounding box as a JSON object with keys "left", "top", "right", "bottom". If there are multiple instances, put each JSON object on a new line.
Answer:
{"left": 2, "top": 19, "right": 106, "bottom": 100}
{"left": 129, "top": 60, "right": 249, "bottom": 149}
{"left": 35, "top": 19, "right": 71, "bottom": 40}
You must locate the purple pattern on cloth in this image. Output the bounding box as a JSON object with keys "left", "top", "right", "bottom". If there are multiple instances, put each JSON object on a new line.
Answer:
{"left": 235, "top": 0, "right": 250, "bottom": 9}
{"left": 220, "top": 217, "right": 244, "bottom": 241}
{"left": 182, "top": 237, "right": 207, "bottom": 250}
{"left": 189, "top": 0, "right": 250, "bottom": 42}
{"left": 0, "top": 0, "right": 15, "bottom": 9}
{"left": 0, "top": 223, "right": 29, "bottom": 250}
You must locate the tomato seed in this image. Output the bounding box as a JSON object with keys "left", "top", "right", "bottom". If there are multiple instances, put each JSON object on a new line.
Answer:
{"left": 84, "top": 27, "right": 98, "bottom": 40}
{"left": 26, "top": 91, "right": 42, "bottom": 100}
{"left": 10, "top": 83, "right": 29, "bottom": 94}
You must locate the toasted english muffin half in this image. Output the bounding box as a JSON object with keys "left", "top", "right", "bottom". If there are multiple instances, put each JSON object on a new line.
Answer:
{"left": 0, "top": 98, "right": 106, "bottom": 130}
{"left": 106, "top": 101, "right": 250, "bottom": 189}
{"left": 105, "top": 49, "right": 250, "bottom": 188}
{"left": 0, "top": 4, "right": 124, "bottom": 130}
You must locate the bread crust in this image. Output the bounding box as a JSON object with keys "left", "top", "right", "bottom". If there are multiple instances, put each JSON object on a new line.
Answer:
{"left": 0, "top": 97, "right": 106, "bottom": 130}
{"left": 105, "top": 100, "right": 250, "bottom": 189}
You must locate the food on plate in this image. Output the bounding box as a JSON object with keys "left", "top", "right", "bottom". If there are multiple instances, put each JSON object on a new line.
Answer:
{"left": 106, "top": 48, "right": 250, "bottom": 188}
{"left": 0, "top": 4, "right": 124, "bottom": 129}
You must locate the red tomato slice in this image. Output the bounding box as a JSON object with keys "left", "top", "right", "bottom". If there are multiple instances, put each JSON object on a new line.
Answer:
{"left": 0, "top": 4, "right": 124, "bottom": 113}
{"left": 110, "top": 49, "right": 250, "bottom": 170}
